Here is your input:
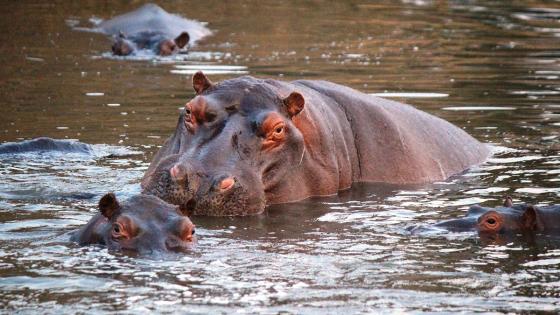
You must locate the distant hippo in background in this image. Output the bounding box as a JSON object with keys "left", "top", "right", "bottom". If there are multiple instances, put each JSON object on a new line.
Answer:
{"left": 410, "top": 196, "right": 560, "bottom": 236}
{"left": 71, "top": 193, "right": 196, "bottom": 254}
{"left": 111, "top": 30, "right": 190, "bottom": 56}
{"left": 142, "top": 72, "right": 489, "bottom": 216}
{"left": 91, "top": 3, "right": 211, "bottom": 56}
{"left": 0, "top": 137, "right": 92, "bottom": 154}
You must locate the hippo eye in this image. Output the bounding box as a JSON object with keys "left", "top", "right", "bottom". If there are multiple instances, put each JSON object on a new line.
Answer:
{"left": 185, "top": 108, "right": 191, "bottom": 115}
{"left": 487, "top": 218, "right": 496, "bottom": 225}
{"left": 113, "top": 225, "right": 120, "bottom": 233}
{"left": 205, "top": 112, "right": 217, "bottom": 123}
{"left": 275, "top": 126, "right": 284, "bottom": 134}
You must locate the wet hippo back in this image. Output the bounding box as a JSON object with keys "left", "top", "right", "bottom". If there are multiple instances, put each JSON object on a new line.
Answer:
{"left": 0, "top": 137, "right": 93, "bottom": 154}
{"left": 97, "top": 3, "right": 211, "bottom": 44}
{"left": 292, "top": 80, "right": 489, "bottom": 183}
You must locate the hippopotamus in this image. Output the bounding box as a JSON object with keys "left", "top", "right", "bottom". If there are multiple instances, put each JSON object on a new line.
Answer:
{"left": 416, "top": 197, "right": 560, "bottom": 235}
{"left": 93, "top": 4, "right": 211, "bottom": 56}
{"left": 71, "top": 193, "right": 196, "bottom": 254}
{"left": 141, "top": 72, "right": 490, "bottom": 216}
{"left": 0, "top": 137, "right": 92, "bottom": 154}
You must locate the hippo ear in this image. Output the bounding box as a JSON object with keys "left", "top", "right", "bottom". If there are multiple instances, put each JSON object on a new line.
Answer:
{"left": 192, "top": 71, "right": 213, "bottom": 94}
{"left": 118, "top": 31, "right": 126, "bottom": 38}
{"left": 521, "top": 205, "right": 544, "bottom": 231}
{"left": 503, "top": 196, "right": 513, "bottom": 207}
{"left": 283, "top": 92, "right": 305, "bottom": 118}
{"left": 98, "top": 193, "right": 120, "bottom": 219}
{"left": 174, "top": 32, "right": 190, "bottom": 48}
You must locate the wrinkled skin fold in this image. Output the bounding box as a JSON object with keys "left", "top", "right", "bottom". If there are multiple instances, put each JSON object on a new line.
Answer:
{"left": 142, "top": 72, "right": 490, "bottom": 216}
{"left": 71, "top": 193, "right": 196, "bottom": 254}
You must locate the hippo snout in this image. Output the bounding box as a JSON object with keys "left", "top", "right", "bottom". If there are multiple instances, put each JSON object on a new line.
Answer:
{"left": 165, "top": 218, "right": 196, "bottom": 250}
{"left": 170, "top": 164, "right": 189, "bottom": 183}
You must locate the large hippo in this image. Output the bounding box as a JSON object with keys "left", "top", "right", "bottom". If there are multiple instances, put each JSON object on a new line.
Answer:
{"left": 93, "top": 4, "right": 211, "bottom": 56}
{"left": 71, "top": 193, "right": 196, "bottom": 254}
{"left": 412, "top": 196, "right": 560, "bottom": 235}
{"left": 142, "top": 72, "right": 490, "bottom": 216}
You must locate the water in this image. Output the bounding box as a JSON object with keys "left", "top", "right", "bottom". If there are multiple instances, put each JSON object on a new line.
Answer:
{"left": 1, "top": 0, "right": 560, "bottom": 313}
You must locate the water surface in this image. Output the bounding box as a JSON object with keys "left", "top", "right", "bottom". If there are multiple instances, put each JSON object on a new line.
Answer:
{"left": 1, "top": 1, "right": 559, "bottom": 313}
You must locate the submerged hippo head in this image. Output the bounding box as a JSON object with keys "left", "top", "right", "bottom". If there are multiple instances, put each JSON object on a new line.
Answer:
{"left": 111, "top": 31, "right": 190, "bottom": 56}
{"left": 415, "top": 196, "right": 560, "bottom": 236}
{"left": 71, "top": 193, "right": 195, "bottom": 254}
{"left": 143, "top": 72, "right": 309, "bottom": 216}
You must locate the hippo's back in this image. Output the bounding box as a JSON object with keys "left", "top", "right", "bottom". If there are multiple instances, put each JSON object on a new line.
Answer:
{"left": 293, "top": 80, "right": 490, "bottom": 184}
{"left": 97, "top": 4, "right": 211, "bottom": 44}
{"left": 0, "top": 137, "right": 93, "bottom": 155}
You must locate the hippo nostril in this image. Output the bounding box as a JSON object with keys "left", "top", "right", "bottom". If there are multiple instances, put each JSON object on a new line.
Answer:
{"left": 219, "top": 177, "right": 235, "bottom": 192}
{"left": 170, "top": 165, "right": 187, "bottom": 183}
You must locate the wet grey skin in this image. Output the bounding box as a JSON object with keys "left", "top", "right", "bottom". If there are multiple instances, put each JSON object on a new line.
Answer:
{"left": 71, "top": 193, "right": 196, "bottom": 255}
{"left": 413, "top": 197, "right": 560, "bottom": 235}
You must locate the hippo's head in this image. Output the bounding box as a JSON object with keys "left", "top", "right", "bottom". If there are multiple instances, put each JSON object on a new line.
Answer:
{"left": 432, "top": 197, "right": 544, "bottom": 234}
{"left": 73, "top": 193, "right": 196, "bottom": 254}
{"left": 111, "top": 31, "right": 190, "bottom": 56}
{"left": 111, "top": 32, "right": 136, "bottom": 56}
{"left": 158, "top": 32, "right": 190, "bottom": 56}
{"left": 143, "top": 72, "right": 308, "bottom": 216}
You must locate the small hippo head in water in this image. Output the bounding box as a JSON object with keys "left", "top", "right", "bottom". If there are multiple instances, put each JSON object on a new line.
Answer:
{"left": 71, "top": 193, "right": 195, "bottom": 254}
{"left": 142, "top": 72, "right": 309, "bottom": 216}
{"left": 111, "top": 31, "right": 190, "bottom": 56}
{"left": 412, "top": 196, "right": 560, "bottom": 236}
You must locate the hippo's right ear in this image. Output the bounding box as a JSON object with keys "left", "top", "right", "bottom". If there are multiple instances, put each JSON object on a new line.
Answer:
{"left": 99, "top": 193, "right": 121, "bottom": 219}
{"left": 503, "top": 196, "right": 513, "bottom": 207}
{"left": 192, "top": 71, "right": 213, "bottom": 94}
{"left": 521, "top": 205, "right": 544, "bottom": 231}
{"left": 283, "top": 92, "right": 305, "bottom": 118}
{"left": 174, "top": 32, "right": 190, "bottom": 48}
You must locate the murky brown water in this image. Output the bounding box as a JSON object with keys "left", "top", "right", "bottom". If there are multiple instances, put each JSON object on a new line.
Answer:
{"left": 1, "top": 0, "right": 559, "bottom": 313}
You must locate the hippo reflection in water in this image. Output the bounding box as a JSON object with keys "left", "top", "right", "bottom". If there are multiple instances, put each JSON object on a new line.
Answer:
{"left": 92, "top": 3, "right": 211, "bottom": 56}
{"left": 71, "top": 193, "right": 196, "bottom": 254}
{"left": 142, "top": 72, "right": 490, "bottom": 216}
{"left": 410, "top": 196, "right": 560, "bottom": 236}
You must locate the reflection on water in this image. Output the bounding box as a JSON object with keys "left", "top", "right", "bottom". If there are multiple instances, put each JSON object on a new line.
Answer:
{"left": 0, "top": 0, "right": 559, "bottom": 313}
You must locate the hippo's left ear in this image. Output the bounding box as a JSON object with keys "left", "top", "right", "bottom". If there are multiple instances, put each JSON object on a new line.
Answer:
{"left": 174, "top": 32, "right": 190, "bottom": 48}
{"left": 192, "top": 71, "right": 214, "bottom": 94}
{"left": 521, "top": 205, "right": 544, "bottom": 231}
{"left": 283, "top": 92, "right": 305, "bottom": 118}
{"left": 99, "top": 193, "right": 121, "bottom": 219}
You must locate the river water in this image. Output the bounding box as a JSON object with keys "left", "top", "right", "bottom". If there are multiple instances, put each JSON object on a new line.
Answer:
{"left": 1, "top": 1, "right": 559, "bottom": 313}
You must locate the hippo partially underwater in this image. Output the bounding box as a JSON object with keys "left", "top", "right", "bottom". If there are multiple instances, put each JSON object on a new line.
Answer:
{"left": 88, "top": 4, "right": 211, "bottom": 56}
{"left": 0, "top": 138, "right": 196, "bottom": 253}
{"left": 141, "top": 72, "right": 490, "bottom": 216}
{"left": 411, "top": 196, "right": 560, "bottom": 236}
{"left": 71, "top": 193, "right": 196, "bottom": 254}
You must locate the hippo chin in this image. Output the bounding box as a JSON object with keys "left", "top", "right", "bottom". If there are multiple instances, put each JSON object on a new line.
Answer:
{"left": 142, "top": 72, "right": 489, "bottom": 216}
{"left": 410, "top": 196, "right": 560, "bottom": 236}
{"left": 94, "top": 3, "right": 211, "bottom": 56}
{"left": 71, "top": 193, "right": 195, "bottom": 254}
